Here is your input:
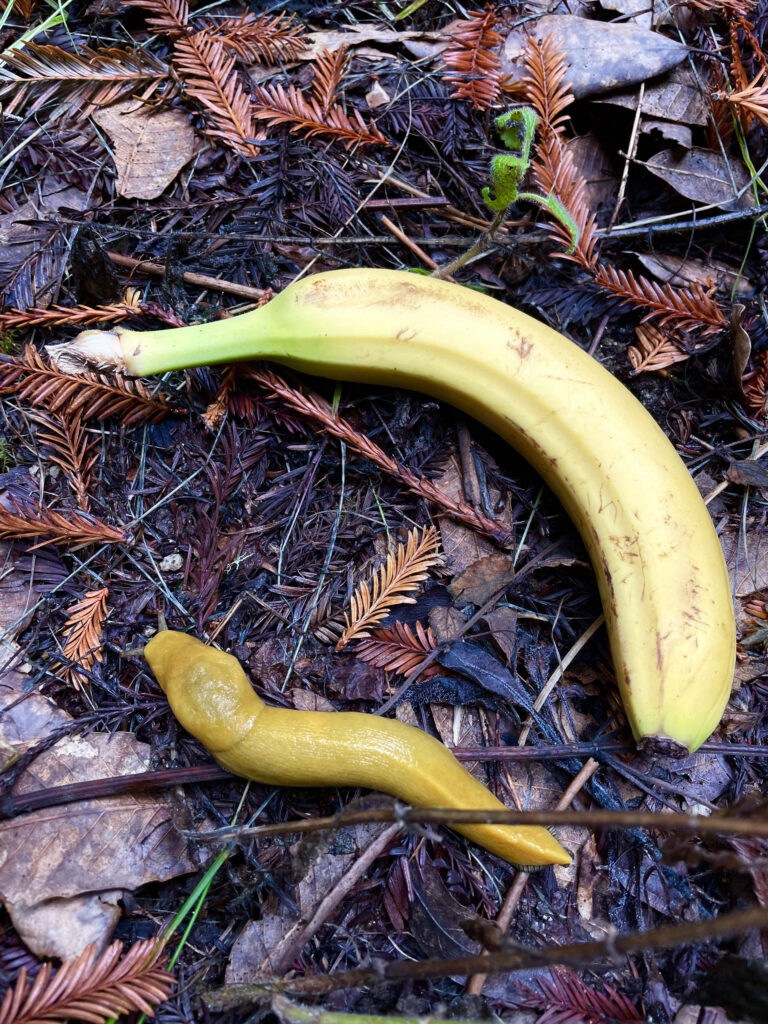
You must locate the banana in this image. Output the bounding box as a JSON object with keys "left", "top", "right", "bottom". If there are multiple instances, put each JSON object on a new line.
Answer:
{"left": 48, "top": 269, "right": 736, "bottom": 754}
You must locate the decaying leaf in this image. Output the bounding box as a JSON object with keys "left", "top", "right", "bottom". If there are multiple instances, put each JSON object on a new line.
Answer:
{"left": 645, "top": 148, "right": 755, "bottom": 211}
{"left": 93, "top": 100, "right": 198, "bottom": 199}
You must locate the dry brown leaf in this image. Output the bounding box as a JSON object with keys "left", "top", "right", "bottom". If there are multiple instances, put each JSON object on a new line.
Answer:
{"left": 645, "top": 148, "right": 755, "bottom": 211}
{"left": 0, "top": 667, "right": 198, "bottom": 959}
{"left": 93, "top": 100, "right": 198, "bottom": 199}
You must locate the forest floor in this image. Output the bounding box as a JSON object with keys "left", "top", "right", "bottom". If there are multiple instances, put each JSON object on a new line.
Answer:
{"left": 1, "top": 2, "right": 768, "bottom": 1024}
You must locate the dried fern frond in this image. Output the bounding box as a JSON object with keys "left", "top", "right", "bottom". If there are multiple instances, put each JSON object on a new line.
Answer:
{"left": 1, "top": 0, "right": 37, "bottom": 20}
{"left": 715, "top": 71, "right": 768, "bottom": 129}
{"left": 311, "top": 47, "right": 350, "bottom": 116}
{"left": 522, "top": 34, "right": 573, "bottom": 136}
{"left": 743, "top": 350, "right": 768, "bottom": 421}
{"left": 251, "top": 81, "right": 391, "bottom": 148}
{"left": 336, "top": 527, "right": 441, "bottom": 651}
{"left": 594, "top": 264, "right": 728, "bottom": 335}
{"left": 354, "top": 620, "right": 440, "bottom": 678}
{"left": 202, "top": 11, "right": 305, "bottom": 64}
{"left": 60, "top": 587, "right": 109, "bottom": 688}
{"left": 627, "top": 324, "right": 690, "bottom": 374}
{"left": 173, "top": 31, "right": 259, "bottom": 156}
{"left": 123, "top": 0, "right": 189, "bottom": 37}
{"left": 0, "top": 500, "right": 126, "bottom": 549}
{"left": 34, "top": 411, "right": 98, "bottom": 511}
{"left": 0, "top": 346, "right": 181, "bottom": 425}
{"left": 0, "top": 303, "right": 137, "bottom": 332}
{"left": 441, "top": 6, "right": 502, "bottom": 111}
{"left": 0, "top": 936, "right": 173, "bottom": 1024}
{"left": 0, "top": 43, "right": 169, "bottom": 118}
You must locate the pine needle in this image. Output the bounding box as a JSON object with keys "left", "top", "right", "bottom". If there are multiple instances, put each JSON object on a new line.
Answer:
{"left": 335, "top": 527, "right": 441, "bottom": 651}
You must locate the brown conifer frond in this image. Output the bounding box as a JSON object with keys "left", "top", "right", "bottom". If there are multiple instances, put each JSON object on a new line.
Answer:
{"left": 743, "top": 351, "right": 768, "bottom": 421}
{"left": 441, "top": 6, "right": 502, "bottom": 111}
{"left": 0, "top": 43, "right": 169, "bottom": 118}
{"left": 594, "top": 265, "right": 728, "bottom": 335}
{"left": 0, "top": 303, "right": 137, "bottom": 332}
{"left": 60, "top": 587, "right": 109, "bottom": 687}
{"left": 34, "top": 411, "right": 98, "bottom": 511}
{"left": 0, "top": 936, "right": 173, "bottom": 1024}
{"left": 0, "top": 347, "right": 181, "bottom": 425}
{"left": 530, "top": 134, "right": 600, "bottom": 268}
{"left": 240, "top": 367, "right": 512, "bottom": 546}
{"left": 0, "top": 500, "right": 127, "bottom": 549}
{"left": 354, "top": 620, "right": 440, "bottom": 678}
{"left": 123, "top": 0, "right": 189, "bottom": 37}
{"left": 172, "top": 31, "right": 259, "bottom": 156}
{"left": 202, "top": 11, "right": 305, "bottom": 64}
{"left": 627, "top": 324, "right": 690, "bottom": 374}
{"left": 522, "top": 34, "right": 573, "bottom": 136}
{"left": 716, "top": 71, "right": 768, "bottom": 129}
{"left": 1, "top": 0, "right": 37, "bottom": 19}
{"left": 335, "top": 527, "right": 441, "bottom": 651}
{"left": 311, "top": 47, "right": 350, "bottom": 115}
{"left": 251, "top": 81, "right": 391, "bottom": 148}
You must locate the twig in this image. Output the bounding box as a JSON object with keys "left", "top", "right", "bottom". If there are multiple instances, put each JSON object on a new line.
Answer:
{"left": 107, "top": 251, "right": 268, "bottom": 300}
{"left": 204, "top": 904, "right": 768, "bottom": 1007}
{"left": 466, "top": 757, "right": 600, "bottom": 995}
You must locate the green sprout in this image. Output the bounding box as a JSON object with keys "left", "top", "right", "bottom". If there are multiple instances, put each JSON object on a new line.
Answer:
{"left": 482, "top": 108, "right": 580, "bottom": 255}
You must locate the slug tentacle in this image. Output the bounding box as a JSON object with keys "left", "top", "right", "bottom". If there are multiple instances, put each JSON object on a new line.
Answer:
{"left": 145, "top": 630, "right": 570, "bottom": 867}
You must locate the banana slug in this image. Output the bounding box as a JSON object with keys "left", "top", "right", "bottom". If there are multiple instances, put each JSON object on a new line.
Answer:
{"left": 145, "top": 630, "right": 570, "bottom": 866}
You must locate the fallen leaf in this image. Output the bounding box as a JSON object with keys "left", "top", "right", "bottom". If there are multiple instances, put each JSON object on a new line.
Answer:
{"left": 0, "top": 179, "right": 91, "bottom": 308}
{"left": 645, "top": 148, "right": 755, "bottom": 211}
{"left": 93, "top": 100, "right": 198, "bottom": 200}
{"left": 720, "top": 529, "right": 768, "bottom": 597}
{"left": 0, "top": 651, "right": 198, "bottom": 960}
{"left": 635, "top": 252, "right": 751, "bottom": 295}
{"left": 727, "top": 459, "right": 768, "bottom": 489}
{"left": 503, "top": 16, "right": 688, "bottom": 99}
{"left": 598, "top": 64, "right": 709, "bottom": 126}
{"left": 448, "top": 552, "right": 516, "bottom": 607}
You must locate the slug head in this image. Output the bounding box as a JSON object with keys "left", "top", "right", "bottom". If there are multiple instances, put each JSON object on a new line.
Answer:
{"left": 144, "top": 630, "right": 263, "bottom": 753}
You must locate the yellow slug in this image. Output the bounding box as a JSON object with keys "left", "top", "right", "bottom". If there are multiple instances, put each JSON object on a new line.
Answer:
{"left": 145, "top": 630, "right": 570, "bottom": 866}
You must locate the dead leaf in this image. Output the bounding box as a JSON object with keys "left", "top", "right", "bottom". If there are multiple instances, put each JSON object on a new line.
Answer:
{"left": 410, "top": 861, "right": 481, "bottom": 960}
{"left": 566, "top": 133, "right": 619, "bottom": 212}
{"left": 720, "top": 529, "right": 768, "bottom": 597}
{"left": 0, "top": 179, "right": 91, "bottom": 309}
{"left": 730, "top": 304, "right": 751, "bottom": 398}
{"left": 727, "top": 459, "right": 768, "bottom": 489}
{"left": 502, "top": 16, "right": 688, "bottom": 99}
{"left": 226, "top": 809, "right": 392, "bottom": 982}
{"left": 635, "top": 253, "right": 752, "bottom": 295}
{"left": 645, "top": 148, "right": 755, "bottom": 211}
{"left": 93, "top": 100, "right": 198, "bottom": 200}
{"left": 0, "top": 654, "right": 198, "bottom": 960}
{"left": 448, "top": 552, "right": 516, "bottom": 607}
{"left": 598, "top": 64, "right": 709, "bottom": 126}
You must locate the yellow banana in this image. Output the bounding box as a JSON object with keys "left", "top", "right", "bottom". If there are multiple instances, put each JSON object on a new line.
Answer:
{"left": 50, "top": 268, "right": 735, "bottom": 754}
{"left": 145, "top": 630, "right": 571, "bottom": 866}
